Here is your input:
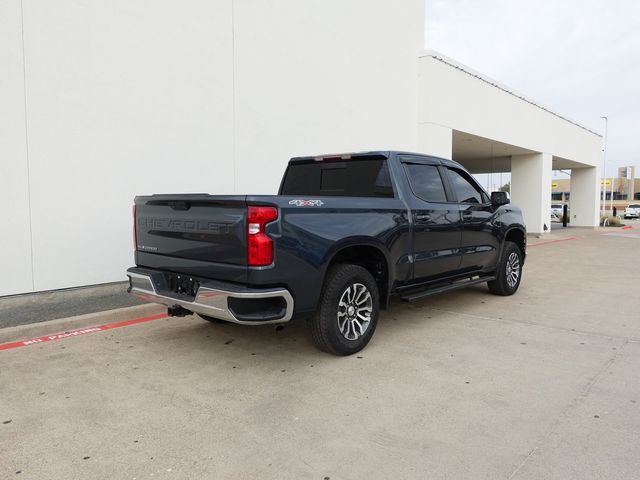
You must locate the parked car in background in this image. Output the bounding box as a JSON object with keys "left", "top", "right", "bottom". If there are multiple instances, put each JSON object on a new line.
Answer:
{"left": 624, "top": 204, "right": 640, "bottom": 219}
{"left": 551, "top": 204, "right": 565, "bottom": 216}
{"left": 551, "top": 203, "right": 569, "bottom": 223}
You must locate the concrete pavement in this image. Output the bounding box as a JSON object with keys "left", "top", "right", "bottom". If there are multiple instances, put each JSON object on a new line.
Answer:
{"left": 1, "top": 227, "right": 639, "bottom": 479}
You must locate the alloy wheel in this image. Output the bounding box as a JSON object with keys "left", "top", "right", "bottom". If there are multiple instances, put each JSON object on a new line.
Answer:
{"left": 337, "top": 283, "right": 373, "bottom": 340}
{"left": 505, "top": 251, "right": 520, "bottom": 288}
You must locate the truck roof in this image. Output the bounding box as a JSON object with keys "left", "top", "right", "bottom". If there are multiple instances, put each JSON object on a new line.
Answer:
{"left": 288, "top": 151, "right": 464, "bottom": 169}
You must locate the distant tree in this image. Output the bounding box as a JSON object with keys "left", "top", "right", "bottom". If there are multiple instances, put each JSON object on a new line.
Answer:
{"left": 499, "top": 182, "right": 510, "bottom": 193}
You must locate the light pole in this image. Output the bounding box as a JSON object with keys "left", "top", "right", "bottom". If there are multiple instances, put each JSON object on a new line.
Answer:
{"left": 600, "top": 116, "right": 608, "bottom": 217}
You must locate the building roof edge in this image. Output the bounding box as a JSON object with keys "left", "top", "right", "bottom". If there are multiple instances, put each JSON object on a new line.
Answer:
{"left": 420, "top": 49, "right": 603, "bottom": 138}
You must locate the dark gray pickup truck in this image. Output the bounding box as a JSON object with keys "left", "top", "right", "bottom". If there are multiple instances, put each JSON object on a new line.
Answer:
{"left": 128, "top": 151, "right": 526, "bottom": 355}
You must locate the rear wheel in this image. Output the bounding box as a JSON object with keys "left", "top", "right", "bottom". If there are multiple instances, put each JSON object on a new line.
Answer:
{"left": 309, "top": 264, "right": 380, "bottom": 356}
{"left": 488, "top": 241, "right": 523, "bottom": 296}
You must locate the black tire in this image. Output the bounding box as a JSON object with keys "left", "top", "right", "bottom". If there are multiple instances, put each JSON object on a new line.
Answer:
{"left": 309, "top": 264, "right": 380, "bottom": 356}
{"left": 198, "top": 314, "right": 227, "bottom": 324}
{"left": 488, "top": 241, "right": 523, "bottom": 296}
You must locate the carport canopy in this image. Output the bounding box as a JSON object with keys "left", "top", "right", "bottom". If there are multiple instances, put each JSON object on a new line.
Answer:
{"left": 418, "top": 50, "right": 602, "bottom": 234}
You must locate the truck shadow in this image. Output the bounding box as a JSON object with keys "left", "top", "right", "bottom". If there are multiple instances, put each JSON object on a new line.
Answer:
{"left": 146, "top": 285, "right": 492, "bottom": 359}
{"left": 151, "top": 315, "right": 318, "bottom": 358}
{"left": 375, "top": 285, "right": 491, "bottom": 337}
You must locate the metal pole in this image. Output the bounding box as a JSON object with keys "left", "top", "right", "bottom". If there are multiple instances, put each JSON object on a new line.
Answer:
{"left": 600, "top": 116, "right": 608, "bottom": 218}
{"left": 604, "top": 177, "right": 608, "bottom": 215}
{"left": 611, "top": 173, "right": 615, "bottom": 214}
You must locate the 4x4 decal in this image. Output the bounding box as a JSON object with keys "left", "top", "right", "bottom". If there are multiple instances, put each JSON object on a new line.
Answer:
{"left": 288, "top": 199, "right": 324, "bottom": 207}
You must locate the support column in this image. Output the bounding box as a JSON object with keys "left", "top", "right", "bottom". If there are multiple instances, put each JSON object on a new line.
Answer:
{"left": 511, "top": 153, "right": 552, "bottom": 235}
{"left": 418, "top": 123, "right": 452, "bottom": 159}
{"left": 570, "top": 166, "right": 600, "bottom": 227}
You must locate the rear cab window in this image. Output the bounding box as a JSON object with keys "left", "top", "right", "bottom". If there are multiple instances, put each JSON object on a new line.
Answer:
{"left": 280, "top": 156, "right": 394, "bottom": 197}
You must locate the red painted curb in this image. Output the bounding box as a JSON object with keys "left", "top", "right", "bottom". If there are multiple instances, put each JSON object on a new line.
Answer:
{"left": 528, "top": 236, "right": 577, "bottom": 248}
{"left": 0, "top": 313, "right": 168, "bottom": 352}
{"left": 621, "top": 225, "right": 633, "bottom": 230}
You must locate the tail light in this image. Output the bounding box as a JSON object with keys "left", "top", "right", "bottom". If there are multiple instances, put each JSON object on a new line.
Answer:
{"left": 132, "top": 205, "right": 137, "bottom": 250}
{"left": 247, "top": 206, "right": 278, "bottom": 266}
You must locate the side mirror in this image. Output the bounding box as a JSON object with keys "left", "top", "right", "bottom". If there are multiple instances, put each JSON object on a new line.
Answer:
{"left": 491, "top": 191, "right": 510, "bottom": 206}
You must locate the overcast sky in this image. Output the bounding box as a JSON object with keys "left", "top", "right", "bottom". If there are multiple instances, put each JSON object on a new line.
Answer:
{"left": 425, "top": 0, "right": 640, "bottom": 178}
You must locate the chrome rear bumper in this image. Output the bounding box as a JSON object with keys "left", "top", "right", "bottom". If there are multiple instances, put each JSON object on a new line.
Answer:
{"left": 127, "top": 269, "right": 294, "bottom": 325}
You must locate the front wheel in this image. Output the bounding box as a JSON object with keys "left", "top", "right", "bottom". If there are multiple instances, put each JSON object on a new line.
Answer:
{"left": 309, "top": 264, "right": 380, "bottom": 356}
{"left": 488, "top": 241, "right": 523, "bottom": 296}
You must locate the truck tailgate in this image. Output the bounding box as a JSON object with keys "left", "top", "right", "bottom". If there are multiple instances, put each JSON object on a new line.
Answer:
{"left": 134, "top": 194, "right": 248, "bottom": 268}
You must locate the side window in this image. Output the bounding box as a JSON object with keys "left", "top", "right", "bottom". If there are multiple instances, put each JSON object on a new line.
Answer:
{"left": 373, "top": 161, "right": 394, "bottom": 197}
{"left": 446, "top": 168, "right": 487, "bottom": 204}
{"left": 404, "top": 164, "right": 447, "bottom": 202}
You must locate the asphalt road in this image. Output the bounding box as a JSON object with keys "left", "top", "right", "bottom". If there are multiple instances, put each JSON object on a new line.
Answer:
{"left": 1, "top": 228, "right": 639, "bottom": 479}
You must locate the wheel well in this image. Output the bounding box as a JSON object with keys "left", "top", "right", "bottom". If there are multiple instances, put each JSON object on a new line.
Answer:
{"left": 327, "top": 245, "right": 389, "bottom": 308}
{"left": 505, "top": 229, "right": 526, "bottom": 260}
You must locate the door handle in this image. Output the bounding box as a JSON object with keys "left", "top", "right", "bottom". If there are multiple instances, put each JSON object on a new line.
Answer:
{"left": 415, "top": 213, "right": 431, "bottom": 222}
{"left": 462, "top": 211, "right": 473, "bottom": 220}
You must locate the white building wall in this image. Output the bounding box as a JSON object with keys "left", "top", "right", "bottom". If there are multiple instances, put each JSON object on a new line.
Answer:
{"left": 0, "top": 0, "right": 33, "bottom": 295}
{"left": 20, "top": 0, "right": 237, "bottom": 294}
{"left": 1, "top": 0, "right": 423, "bottom": 295}
{"left": 511, "top": 153, "right": 553, "bottom": 234}
{"left": 570, "top": 166, "right": 601, "bottom": 227}
{"left": 417, "top": 123, "right": 452, "bottom": 160}
{"left": 233, "top": 0, "right": 422, "bottom": 192}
